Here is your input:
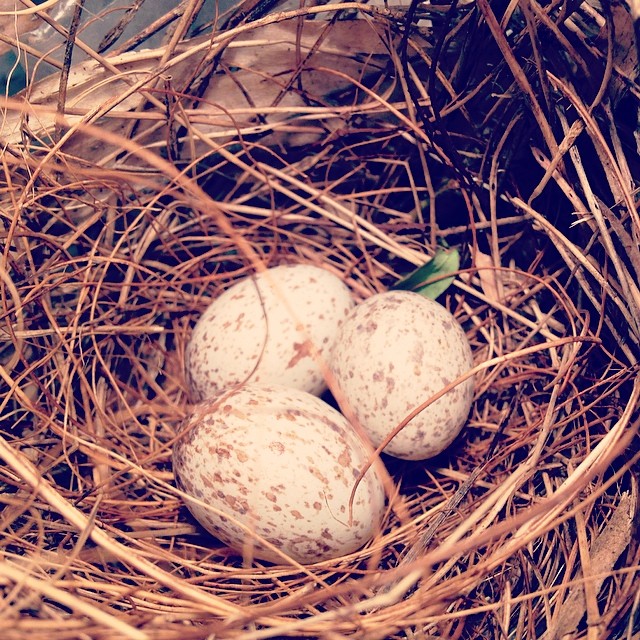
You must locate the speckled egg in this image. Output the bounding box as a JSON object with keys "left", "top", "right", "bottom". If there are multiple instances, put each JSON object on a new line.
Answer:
{"left": 185, "top": 264, "right": 355, "bottom": 401}
{"left": 172, "top": 383, "right": 387, "bottom": 564}
{"left": 329, "top": 290, "right": 474, "bottom": 460}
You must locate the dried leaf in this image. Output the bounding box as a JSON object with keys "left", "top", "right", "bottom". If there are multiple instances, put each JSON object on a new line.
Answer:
{"left": 473, "top": 248, "right": 502, "bottom": 303}
{"left": 0, "top": 2, "right": 41, "bottom": 57}
{"left": 0, "top": 19, "right": 390, "bottom": 161}
{"left": 609, "top": 0, "right": 639, "bottom": 104}
{"left": 552, "top": 493, "right": 635, "bottom": 639}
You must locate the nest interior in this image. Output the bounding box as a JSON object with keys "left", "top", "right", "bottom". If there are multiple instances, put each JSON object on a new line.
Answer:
{"left": 0, "top": 0, "right": 639, "bottom": 638}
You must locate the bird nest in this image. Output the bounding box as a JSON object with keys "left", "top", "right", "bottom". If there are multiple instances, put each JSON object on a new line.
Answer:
{"left": 0, "top": 0, "right": 639, "bottom": 638}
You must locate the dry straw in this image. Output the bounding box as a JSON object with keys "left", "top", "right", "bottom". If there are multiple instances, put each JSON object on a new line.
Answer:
{"left": 0, "top": 0, "right": 638, "bottom": 638}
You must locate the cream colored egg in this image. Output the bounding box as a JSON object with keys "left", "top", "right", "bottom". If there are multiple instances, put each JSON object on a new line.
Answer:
{"left": 186, "top": 264, "right": 355, "bottom": 401}
{"left": 173, "top": 383, "right": 387, "bottom": 564}
{"left": 329, "top": 290, "right": 474, "bottom": 460}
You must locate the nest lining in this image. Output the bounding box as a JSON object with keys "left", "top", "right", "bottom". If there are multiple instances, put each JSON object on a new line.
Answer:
{"left": 1, "top": 0, "right": 639, "bottom": 638}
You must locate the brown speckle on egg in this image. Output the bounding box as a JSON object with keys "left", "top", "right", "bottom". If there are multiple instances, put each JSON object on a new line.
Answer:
{"left": 173, "top": 383, "right": 386, "bottom": 564}
{"left": 330, "top": 290, "right": 475, "bottom": 460}
{"left": 185, "top": 264, "right": 355, "bottom": 402}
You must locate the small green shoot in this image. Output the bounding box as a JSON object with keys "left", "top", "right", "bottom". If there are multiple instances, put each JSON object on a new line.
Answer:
{"left": 392, "top": 246, "right": 460, "bottom": 300}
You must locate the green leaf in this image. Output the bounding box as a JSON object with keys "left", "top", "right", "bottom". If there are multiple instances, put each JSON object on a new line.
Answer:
{"left": 393, "top": 247, "right": 460, "bottom": 300}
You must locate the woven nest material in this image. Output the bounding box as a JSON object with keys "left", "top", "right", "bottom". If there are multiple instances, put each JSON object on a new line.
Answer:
{"left": 1, "top": 0, "right": 639, "bottom": 638}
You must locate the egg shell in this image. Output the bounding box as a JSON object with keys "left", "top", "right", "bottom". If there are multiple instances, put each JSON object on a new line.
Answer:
{"left": 173, "top": 383, "right": 387, "bottom": 564}
{"left": 329, "top": 290, "right": 474, "bottom": 460}
{"left": 185, "top": 264, "right": 355, "bottom": 401}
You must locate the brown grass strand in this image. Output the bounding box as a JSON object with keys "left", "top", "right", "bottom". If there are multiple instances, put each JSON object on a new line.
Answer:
{"left": 0, "top": 1, "right": 638, "bottom": 638}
